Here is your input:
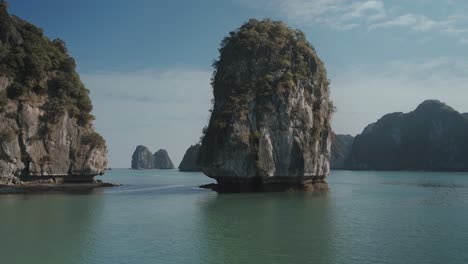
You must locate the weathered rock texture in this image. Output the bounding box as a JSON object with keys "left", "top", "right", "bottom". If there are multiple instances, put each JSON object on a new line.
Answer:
{"left": 131, "top": 145, "right": 154, "bottom": 169}
{"left": 197, "top": 19, "right": 333, "bottom": 192}
{"left": 0, "top": 3, "right": 107, "bottom": 185}
{"left": 348, "top": 100, "right": 468, "bottom": 171}
{"left": 330, "top": 134, "right": 354, "bottom": 170}
{"left": 179, "top": 144, "right": 201, "bottom": 172}
{"left": 153, "top": 149, "right": 174, "bottom": 169}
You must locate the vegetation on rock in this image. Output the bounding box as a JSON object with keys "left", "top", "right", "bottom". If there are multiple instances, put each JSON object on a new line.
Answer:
{"left": 179, "top": 144, "right": 201, "bottom": 172}
{"left": 209, "top": 19, "right": 331, "bottom": 125}
{"left": 348, "top": 100, "right": 468, "bottom": 171}
{"left": 198, "top": 19, "right": 333, "bottom": 183}
{"left": 0, "top": 2, "right": 107, "bottom": 181}
{"left": 0, "top": 2, "right": 94, "bottom": 126}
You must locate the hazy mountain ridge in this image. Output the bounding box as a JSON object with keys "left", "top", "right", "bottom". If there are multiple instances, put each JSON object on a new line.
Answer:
{"left": 348, "top": 100, "right": 468, "bottom": 171}
{"left": 331, "top": 134, "right": 354, "bottom": 170}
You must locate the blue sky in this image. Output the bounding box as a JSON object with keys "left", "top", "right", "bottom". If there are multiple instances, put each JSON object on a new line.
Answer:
{"left": 8, "top": 0, "right": 468, "bottom": 167}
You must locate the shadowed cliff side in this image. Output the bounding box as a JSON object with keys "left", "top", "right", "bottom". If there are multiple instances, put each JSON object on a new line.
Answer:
{"left": 331, "top": 134, "right": 354, "bottom": 170}
{"left": 348, "top": 100, "right": 468, "bottom": 171}
{"left": 153, "top": 149, "right": 174, "bottom": 169}
{"left": 179, "top": 144, "right": 201, "bottom": 172}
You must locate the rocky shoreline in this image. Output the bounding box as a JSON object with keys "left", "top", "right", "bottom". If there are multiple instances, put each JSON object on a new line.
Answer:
{"left": 0, "top": 180, "right": 118, "bottom": 194}
{"left": 200, "top": 176, "right": 329, "bottom": 193}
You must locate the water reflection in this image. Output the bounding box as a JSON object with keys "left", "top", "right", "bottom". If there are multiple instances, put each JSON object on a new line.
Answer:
{"left": 0, "top": 193, "right": 103, "bottom": 264}
{"left": 195, "top": 192, "right": 336, "bottom": 264}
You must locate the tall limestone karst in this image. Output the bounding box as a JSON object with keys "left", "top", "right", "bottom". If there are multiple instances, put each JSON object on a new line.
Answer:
{"left": 179, "top": 144, "right": 201, "bottom": 172}
{"left": 197, "top": 19, "right": 333, "bottom": 191}
{"left": 0, "top": 2, "right": 107, "bottom": 185}
{"left": 131, "top": 145, "right": 154, "bottom": 170}
{"left": 153, "top": 149, "right": 174, "bottom": 169}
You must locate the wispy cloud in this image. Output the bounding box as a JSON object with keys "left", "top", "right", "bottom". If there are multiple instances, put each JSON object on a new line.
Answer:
{"left": 240, "top": 0, "right": 468, "bottom": 43}
{"left": 370, "top": 13, "right": 468, "bottom": 42}
{"left": 369, "top": 14, "right": 437, "bottom": 31}
{"left": 245, "top": 0, "right": 387, "bottom": 30}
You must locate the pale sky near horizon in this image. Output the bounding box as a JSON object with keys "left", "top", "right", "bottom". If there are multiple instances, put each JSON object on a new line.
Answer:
{"left": 9, "top": 0, "right": 468, "bottom": 168}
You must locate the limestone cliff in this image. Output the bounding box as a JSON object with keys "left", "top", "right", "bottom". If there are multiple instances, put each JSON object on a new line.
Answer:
{"left": 348, "top": 100, "right": 468, "bottom": 171}
{"left": 330, "top": 134, "right": 354, "bottom": 170}
{"left": 197, "top": 19, "right": 333, "bottom": 191}
{"left": 179, "top": 144, "right": 201, "bottom": 172}
{"left": 131, "top": 145, "right": 154, "bottom": 170}
{"left": 0, "top": 3, "right": 107, "bottom": 185}
{"left": 153, "top": 149, "right": 174, "bottom": 169}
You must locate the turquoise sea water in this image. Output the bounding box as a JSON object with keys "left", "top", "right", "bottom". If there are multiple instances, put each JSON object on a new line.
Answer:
{"left": 2, "top": 169, "right": 468, "bottom": 264}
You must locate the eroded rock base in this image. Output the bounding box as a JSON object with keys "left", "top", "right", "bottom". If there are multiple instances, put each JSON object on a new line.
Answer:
{"left": 200, "top": 176, "right": 329, "bottom": 193}
{"left": 0, "top": 176, "right": 116, "bottom": 194}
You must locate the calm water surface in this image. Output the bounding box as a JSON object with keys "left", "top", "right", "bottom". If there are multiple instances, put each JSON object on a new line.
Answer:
{"left": 2, "top": 169, "right": 468, "bottom": 264}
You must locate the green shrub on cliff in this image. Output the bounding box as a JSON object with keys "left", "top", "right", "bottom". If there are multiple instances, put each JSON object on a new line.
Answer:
{"left": 0, "top": 2, "right": 94, "bottom": 126}
{"left": 81, "top": 132, "right": 106, "bottom": 149}
{"left": 204, "top": 19, "right": 332, "bottom": 140}
{"left": 211, "top": 19, "right": 329, "bottom": 120}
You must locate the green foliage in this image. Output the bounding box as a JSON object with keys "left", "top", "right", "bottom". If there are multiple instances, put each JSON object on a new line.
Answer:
{"left": 0, "top": 7, "right": 94, "bottom": 126}
{"left": 210, "top": 19, "right": 329, "bottom": 123}
{"left": 40, "top": 98, "right": 67, "bottom": 124}
{"left": 59, "top": 57, "right": 76, "bottom": 72}
{"left": 81, "top": 132, "right": 106, "bottom": 148}
{"left": 199, "top": 125, "right": 208, "bottom": 143}
{"left": 0, "top": 1, "right": 13, "bottom": 43}
{"left": 6, "top": 82, "right": 27, "bottom": 98}
{"left": 51, "top": 38, "right": 67, "bottom": 54}
{"left": 0, "top": 44, "right": 8, "bottom": 59}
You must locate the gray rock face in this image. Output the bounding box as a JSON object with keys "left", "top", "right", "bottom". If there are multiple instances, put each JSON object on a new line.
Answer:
{"left": 131, "top": 145, "right": 154, "bottom": 170}
{"left": 197, "top": 19, "right": 333, "bottom": 192}
{"left": 153, "top": 149, "right": 174, "bottom": 169}
{"left": 330, "top": 134, "right": 354, "bottom": 170}
{"left": 179, "top": 144, "right": 201, "bottom": 172}
{"left": 348, "top": 100, "right": 468, "bottom": 171}
{"left": 0, "top": 4, "right": 107, "bottom": 185}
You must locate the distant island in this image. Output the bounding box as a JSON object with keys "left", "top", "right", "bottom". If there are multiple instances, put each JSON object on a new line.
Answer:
{"left": 131, "top": 145, "right": 174, "bottom": 170}
{"left": 0, "top": 2, "right": 108, "bottom": 191}
{"left": 197, "top": 19, "right": 333, "bottom": 192}
{"left": 340, "top": 100, "right": 468, "bottom": 171}
{"left": 179, "top": 144, "right": 201, "bottom": 172}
